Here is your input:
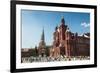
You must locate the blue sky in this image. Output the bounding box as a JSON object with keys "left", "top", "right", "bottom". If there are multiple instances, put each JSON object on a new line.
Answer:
{"left": 21, "top": 10, "right": 90, "bottom": 48}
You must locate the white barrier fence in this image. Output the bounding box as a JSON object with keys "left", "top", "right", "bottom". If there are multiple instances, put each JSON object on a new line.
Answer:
{"left": 21, "top": 56, "right": 90, "bottom": 63}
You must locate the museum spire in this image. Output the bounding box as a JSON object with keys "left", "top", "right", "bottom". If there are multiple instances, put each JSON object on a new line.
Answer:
{"left": 61, "top": 16, "right": 65, "bottom": 25}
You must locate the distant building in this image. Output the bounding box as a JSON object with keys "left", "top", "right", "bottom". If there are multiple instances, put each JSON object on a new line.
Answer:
{"left": 50, "top": 17, "right": 90, "bottom": 58}
{"left": 38, "top": 28, "right": 46, "bottom": 57}
{"left": 21, "top": 28, "right": 47, "bottom": 58}
{"left": 21, "top": 48, "right": 34, "bottom": 57}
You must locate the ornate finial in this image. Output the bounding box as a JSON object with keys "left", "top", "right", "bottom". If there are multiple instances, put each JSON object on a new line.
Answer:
{"left": 61, "top": 16, "right": 65, "bottom": 25}
{"left": 61, "top": 16, "right": 64, "bottom": 19}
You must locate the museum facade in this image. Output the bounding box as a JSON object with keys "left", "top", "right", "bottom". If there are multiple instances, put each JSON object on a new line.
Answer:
{"left": 50, "top": 17, "right": 90, "bottom": 58}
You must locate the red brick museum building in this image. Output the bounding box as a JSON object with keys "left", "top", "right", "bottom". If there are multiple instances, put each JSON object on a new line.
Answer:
{"left": 50, "top": 17, "right": 90, "bottom": 58}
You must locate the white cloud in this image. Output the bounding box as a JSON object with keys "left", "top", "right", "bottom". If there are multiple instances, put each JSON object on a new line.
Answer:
{"left": 81, "top": 22, "right": 90, "bottom": 28}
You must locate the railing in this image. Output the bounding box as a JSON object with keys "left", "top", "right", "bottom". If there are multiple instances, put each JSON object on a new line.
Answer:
{"left": 21, "top": 56, "right": 90, "bottom": 63}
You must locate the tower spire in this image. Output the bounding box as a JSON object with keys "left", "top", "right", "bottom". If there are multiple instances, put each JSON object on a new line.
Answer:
{"left": 41, "top": 27, "right": 45, "bottom": 42}
{"left": 38, "top": 27, "right": 46, "bottom": 57}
